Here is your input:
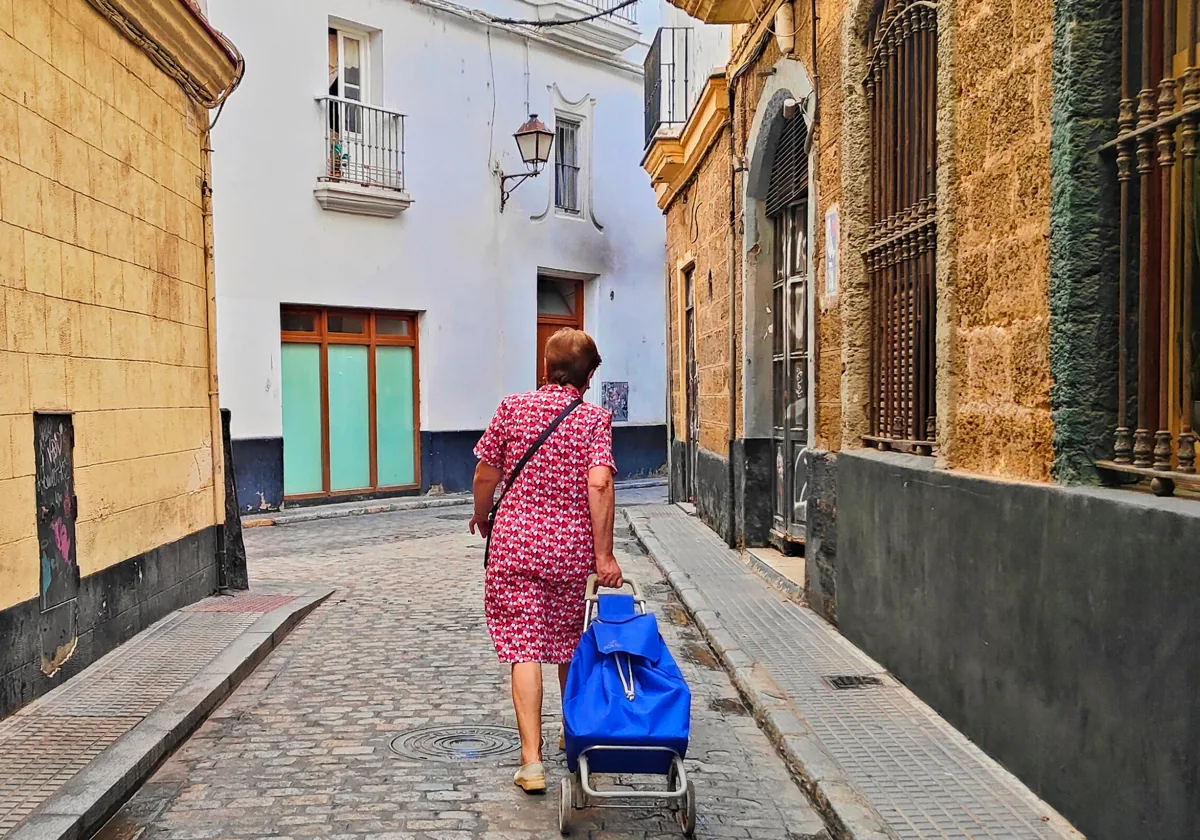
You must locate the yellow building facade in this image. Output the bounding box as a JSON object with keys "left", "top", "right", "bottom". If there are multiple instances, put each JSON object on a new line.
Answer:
{"left": 0, "top": 0, "right": 241, "bottom": 716}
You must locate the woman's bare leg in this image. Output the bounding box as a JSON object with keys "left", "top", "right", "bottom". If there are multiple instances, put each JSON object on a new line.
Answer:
{"left": 557, "top": 662, "right": 570, "bottom": 695}
{"left": 511, "top": 662, "right": 543, "bottom": 765}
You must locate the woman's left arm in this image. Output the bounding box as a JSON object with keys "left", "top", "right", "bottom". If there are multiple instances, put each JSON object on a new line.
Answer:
{"left": 470, "top": 462, "right": 502, "bottom": 537}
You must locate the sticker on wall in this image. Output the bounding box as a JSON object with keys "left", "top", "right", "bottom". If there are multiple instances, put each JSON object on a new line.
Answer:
{"left": 601, "top": 382, "right": 629, "bottom": 422}
{"left": 825, "top": 204, "right": 840, "bottom": 298}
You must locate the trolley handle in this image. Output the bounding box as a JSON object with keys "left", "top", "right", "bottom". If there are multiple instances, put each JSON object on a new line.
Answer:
{"left": 585, "top": 573, "right": 645, "bottom": 603}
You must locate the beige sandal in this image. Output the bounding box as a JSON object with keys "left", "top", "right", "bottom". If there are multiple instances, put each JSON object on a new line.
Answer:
{"left": 513, "top": 761, "right": 546, "bottom": 793}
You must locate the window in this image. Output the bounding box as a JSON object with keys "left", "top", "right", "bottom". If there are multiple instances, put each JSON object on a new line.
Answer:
{"left": 1098, "top": 0, "right": 1200, "bottom": 495}
{"left": 280, "top": 309, "right": 419, "bottom": 498}
{"left": 863, "top": 0, "right": 937, "bottom": 454}
{"left": 555, "top": 118, "right": 581, "bottom": 214}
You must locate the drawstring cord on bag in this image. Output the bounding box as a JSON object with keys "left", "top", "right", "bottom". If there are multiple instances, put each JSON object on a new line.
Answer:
{"left": 616, "top": 653, "right": 637, "bottom": 701}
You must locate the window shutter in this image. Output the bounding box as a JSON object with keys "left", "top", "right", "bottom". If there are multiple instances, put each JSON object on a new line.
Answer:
{"left": 765, "top": 116, "right": 809, "bottom": 218}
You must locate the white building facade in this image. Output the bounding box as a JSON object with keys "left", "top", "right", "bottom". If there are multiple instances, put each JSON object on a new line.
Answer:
{"left": 205, "top": 0, "right": 669, "bottom": 510}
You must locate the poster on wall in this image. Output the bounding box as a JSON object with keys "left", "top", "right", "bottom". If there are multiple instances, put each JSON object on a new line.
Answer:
{"left": 601, "top": 382, "right": 629, "bottom": 422}
{"left": 825, "top": 204, "right": 840, "bottom": 298}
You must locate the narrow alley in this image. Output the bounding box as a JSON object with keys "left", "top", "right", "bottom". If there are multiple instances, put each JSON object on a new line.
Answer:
{"left": 91, "top": 502, "right": 827, "bottom": 840}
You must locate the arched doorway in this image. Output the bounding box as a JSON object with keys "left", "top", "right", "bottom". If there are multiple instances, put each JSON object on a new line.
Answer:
{"left": 765, "top": 111, "right": 812, "bottom": 546}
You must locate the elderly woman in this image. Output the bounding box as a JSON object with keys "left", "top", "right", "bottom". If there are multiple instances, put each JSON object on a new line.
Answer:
{"left": 469, "top": 328, "right": 624, "bottom": 794}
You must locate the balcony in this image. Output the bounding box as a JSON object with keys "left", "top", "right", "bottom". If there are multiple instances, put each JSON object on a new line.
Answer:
{"left": 641, "top": 27, "right": 727, "bottom": 210}
{"left": 645, "top": 27, "right": 693, "bottom": 147}
{"left": 533, "top": 0, "right": 641, "bottom": 55}
{"left": 314, "top": 96, "right": 413, "bottom": 218}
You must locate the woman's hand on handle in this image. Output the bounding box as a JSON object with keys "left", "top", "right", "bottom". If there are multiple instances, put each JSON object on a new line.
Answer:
{"left": 595, "top": 553, "right": 624, "bottom": 589}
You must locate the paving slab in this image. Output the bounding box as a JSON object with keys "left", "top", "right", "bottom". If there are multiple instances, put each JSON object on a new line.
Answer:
{"left": 625, "top": 504, "right": 1085, "bottom": 840}
{"left": 0, "top": 583, "right": 332, "bottom": 840}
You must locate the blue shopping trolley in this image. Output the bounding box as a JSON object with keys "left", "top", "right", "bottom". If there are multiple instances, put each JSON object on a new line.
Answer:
{"left": 559, "top": 575, "right": 696, "bottom": 836}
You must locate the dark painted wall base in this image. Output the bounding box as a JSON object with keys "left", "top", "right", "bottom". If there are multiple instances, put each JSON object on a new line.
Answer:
{"left": 733, "top": 438, "right": 772, "bottom": 548}
{"left": 231, "top": 437, "right": 283, "bottom": 513}
{"left": 694, "top": 446, "right": 731, "bottom": 543}
{"left": 804, "top": 450, "right": 837, "bottom": 624}
{"left": 0, "top": 526, "right": 218, "bottom": 720}
{"left": 839, "top": 450, "right": 1200, "bottom": 840}
{"left": 235, "top": 425, "right": 668, "bottom": 509}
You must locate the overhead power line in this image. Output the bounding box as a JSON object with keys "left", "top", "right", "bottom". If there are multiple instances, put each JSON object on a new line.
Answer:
{"left": 488, "top": 0, "right": 638, "bottom": 28}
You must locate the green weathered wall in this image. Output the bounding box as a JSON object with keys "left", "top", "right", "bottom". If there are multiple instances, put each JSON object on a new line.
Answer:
{"left": 1048, "top": 0, "right": 1123, "bottom": 483}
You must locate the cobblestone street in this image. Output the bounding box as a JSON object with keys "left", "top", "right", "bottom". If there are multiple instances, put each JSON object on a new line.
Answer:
{"left": 94, "top": 502, "right": 827, "bottom": 840}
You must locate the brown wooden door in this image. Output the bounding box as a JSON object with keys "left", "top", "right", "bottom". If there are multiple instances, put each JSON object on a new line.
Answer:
{"left": 536, "top": 275, "right": 584, "bottom": 386}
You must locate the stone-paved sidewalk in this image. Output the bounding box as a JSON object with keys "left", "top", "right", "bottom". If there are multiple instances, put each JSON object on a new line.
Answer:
{"left": 626, "top": 505, "right": 1085, "bottom": 840}
{"left": 0, "top": 584, "right": 331, "bottom": 840}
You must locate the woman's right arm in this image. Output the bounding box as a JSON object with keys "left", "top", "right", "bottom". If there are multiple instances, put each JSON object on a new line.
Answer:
{"left": 587, "top": 465, "right": 623, "bottom": 588}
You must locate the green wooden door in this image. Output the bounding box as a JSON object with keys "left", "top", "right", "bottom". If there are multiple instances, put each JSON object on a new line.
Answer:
{"left": 328, "top": 345, "right": 371, "bottom": 491}
{"left": 281, "top": 343, "right": 324, "bottom": 495}
{"left": 375, "top": 345, "right": 416, "bottom": 486}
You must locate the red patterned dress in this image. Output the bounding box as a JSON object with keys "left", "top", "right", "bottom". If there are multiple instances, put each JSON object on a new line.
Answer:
{"left": 475, "top": 384, "right": 617, "bottom": 664}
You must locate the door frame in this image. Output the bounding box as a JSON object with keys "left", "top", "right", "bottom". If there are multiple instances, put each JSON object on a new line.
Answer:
{"left": 281, "top": 306, "right": 421, "bottom": 501}
{"left": 683, "top": 264, "right": 698, "bottom": 503}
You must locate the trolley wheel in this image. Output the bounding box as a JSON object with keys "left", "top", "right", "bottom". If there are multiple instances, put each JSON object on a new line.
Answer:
{"left": 676, "top": 780, "right": 696, "bottom": 837}
{"left": 558, "top": 777, "right": 573, "bottom": 835}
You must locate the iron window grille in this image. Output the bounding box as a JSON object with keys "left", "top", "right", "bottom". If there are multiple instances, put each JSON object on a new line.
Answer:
{"left": 1096, "top": 0, "right": 1200, "bottom": 497}
{"left": 556, "top": 119, "right": 581, "bottom": 214}
{"left": 863, "top": 0, "right": 938, "bottom": 455}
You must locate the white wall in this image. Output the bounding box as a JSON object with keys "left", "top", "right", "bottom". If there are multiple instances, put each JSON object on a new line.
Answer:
{"left": 206, "top": 0, "right": 667, "bottom": 440}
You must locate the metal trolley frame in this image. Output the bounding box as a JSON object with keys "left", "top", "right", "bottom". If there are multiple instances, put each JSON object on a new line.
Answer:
{"left": 558, "top": 575, "right": 697, "bottom": 836}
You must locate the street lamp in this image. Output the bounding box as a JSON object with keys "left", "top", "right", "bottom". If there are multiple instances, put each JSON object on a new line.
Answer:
{"left": 499, "top": 114, "right": 554, "bottom": 212}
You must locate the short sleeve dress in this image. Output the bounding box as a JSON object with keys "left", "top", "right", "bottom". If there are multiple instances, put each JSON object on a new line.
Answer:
{"left": 474, "top": 384, "right": 617, "bottom": 664}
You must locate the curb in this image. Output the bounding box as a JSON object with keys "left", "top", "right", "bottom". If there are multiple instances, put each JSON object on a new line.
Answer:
{"left": 9, "top": 585, "right": 334, "bottom": 840}
{"left": 242, "top": 478, "right": 668, "bottom": 529}
{"left": 742, "top": 548, "right": 805, "bottom": 604}
{"left": 242, "top": 496, "right": 470, "bottom": 528}
{"left": 624, "top": 510, "right": 899, "bottom": 840}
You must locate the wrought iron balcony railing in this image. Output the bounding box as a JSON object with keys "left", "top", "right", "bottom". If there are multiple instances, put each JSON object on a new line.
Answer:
{"left": 644, "top": 27, "right": 692, "bottom": 148}
{"left": 592, "top": 0, "right": 637, "bottom": 23}
{"left": 317, "top": 95, "right": 407, "bottom": 192}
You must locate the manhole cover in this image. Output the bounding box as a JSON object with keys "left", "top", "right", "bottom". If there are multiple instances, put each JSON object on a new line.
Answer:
{"left": 823, "top": 675, "right": 885, "bottom": 690}
{"left": 436, "top": 512, "right": 472, "bottom": 521}
{"left": 389, "top": 725, "right": 521, "bottom": 762}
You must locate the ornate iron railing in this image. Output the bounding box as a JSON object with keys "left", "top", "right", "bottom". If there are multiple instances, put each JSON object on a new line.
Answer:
{"left": 317, "top": 95, "right": 406, "bottom": 192}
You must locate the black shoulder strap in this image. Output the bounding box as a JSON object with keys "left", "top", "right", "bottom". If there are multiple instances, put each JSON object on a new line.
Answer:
{"left": 491, "top": 397, "right": 583, "bottom": 517}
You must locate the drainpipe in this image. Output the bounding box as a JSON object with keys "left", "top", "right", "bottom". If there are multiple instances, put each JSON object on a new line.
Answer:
{"left": 200, "top": 118, "right": 229, "bottom": 596}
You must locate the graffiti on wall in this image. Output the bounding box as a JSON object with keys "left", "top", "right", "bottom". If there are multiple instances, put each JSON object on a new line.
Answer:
{"left": 601, "top": 382, "right": 629, "bottom": 422}
{"left": 34, "top": 414, "right": 79, "bottom": 675}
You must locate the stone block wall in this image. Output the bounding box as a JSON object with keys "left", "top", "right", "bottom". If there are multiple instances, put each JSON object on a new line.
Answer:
{"left": 0, "top": 0, "right": 220, "bottom": 616}
{"left": 665, "top": 127, "right": 735, "bottom": 458}
{"left": 948, "top": 0, "right": 1055, "bottom": 479}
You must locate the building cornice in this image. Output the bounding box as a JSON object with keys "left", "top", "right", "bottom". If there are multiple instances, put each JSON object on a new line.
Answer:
{"left": 85, "top": 0, "right": 243, "bottom": 106}
{"left": 641, "top": 71, "right": 729, "bottom": 211}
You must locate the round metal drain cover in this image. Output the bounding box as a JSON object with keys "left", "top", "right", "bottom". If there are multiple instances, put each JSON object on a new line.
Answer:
{"left": 389, "top": 725, "right": 521, "bottom": 762}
